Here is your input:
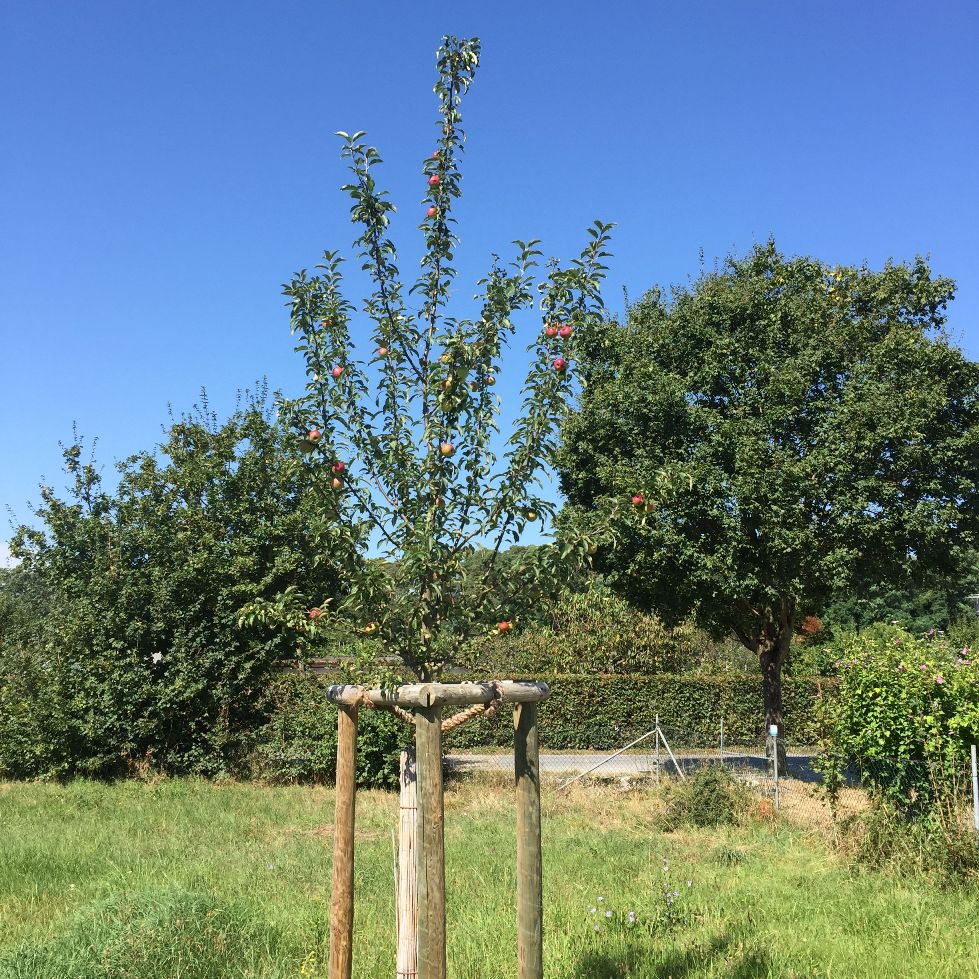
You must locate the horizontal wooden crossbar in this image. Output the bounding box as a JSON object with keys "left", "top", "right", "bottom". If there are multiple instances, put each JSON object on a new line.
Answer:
{"left": 327, "top": 680, "right": 549, "bottom": 709}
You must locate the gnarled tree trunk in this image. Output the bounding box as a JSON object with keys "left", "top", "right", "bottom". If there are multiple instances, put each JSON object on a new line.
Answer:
{"left": 757, "top": 601, "right": 793, "bottom": 775}
{"left": 736, "top": 599, "right": 794, "bottom": 775}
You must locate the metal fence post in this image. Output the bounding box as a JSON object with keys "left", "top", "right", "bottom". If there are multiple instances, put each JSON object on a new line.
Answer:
{"left": 719, "top": 717, "right": 724, "bottom": 760}
{"left": 655, "top": 713, "right": 661, "bottom": 785}
{"left": 769, "top": 723, "right": 780, "bottom": 811}
{"left": 971, "top": 744, "right": 978, "bottom": 839}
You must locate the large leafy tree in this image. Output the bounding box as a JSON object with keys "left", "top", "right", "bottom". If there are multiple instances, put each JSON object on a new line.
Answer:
{"left": 559, "top": 242, "right": 979, "bottom": 756}
{"left": 4, "top": 387, "right": 342, "bottom": 777}
{"left": 254, "top": 36, "right": 611, "bottom": 680}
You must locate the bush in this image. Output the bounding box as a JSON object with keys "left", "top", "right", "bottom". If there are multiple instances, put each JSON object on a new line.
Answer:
{"left": 0, "top": 646, "right": 77, "bottom": 780}
{"left": 658, "top": 765, "right": 749, "bottom": 829}
{"left": 443, "top": 673, "right": 834, "bottom": 751}
{"left": 1, "top": 390, "right": 343, "bottom": 780}
{"left": 842, "top": 799, "right": 979, "bottom": 884}
{"left": 817, "top": 624, "right": 978, "bottom": 813}
{"left": 245, "top": 673, "right": 410, "bottom": 789}
{"left": 460, "top": 587, "right": 755, "bottom": 675}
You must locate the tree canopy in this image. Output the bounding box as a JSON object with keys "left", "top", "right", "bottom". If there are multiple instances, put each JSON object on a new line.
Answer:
{"left": 559, "top": 241, "right": 979, "bottom": 745}
{"left": 255, "top": 35, "right": 611, "bottom": 680}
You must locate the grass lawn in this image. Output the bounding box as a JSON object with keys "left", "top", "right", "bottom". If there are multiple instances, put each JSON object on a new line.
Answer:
{"left": 1, "top": 778, "right": 977, "bottom": 978}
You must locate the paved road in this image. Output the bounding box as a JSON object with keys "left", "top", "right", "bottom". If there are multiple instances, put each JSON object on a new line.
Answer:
{"left": 446, "top": 750, "right": 821, "bottom": 782}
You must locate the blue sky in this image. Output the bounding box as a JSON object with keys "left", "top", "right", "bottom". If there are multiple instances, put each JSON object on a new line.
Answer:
{"left": 2, "top": 1, "right": 978, "bottom": 560}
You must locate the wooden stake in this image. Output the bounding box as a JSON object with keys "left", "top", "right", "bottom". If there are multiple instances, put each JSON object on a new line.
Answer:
{"left": 397, "top": 748, "right": 418, "bottom": 979}
{"left": 329, "top": 704, "right": 358, "bottom": 979}
{"left": 415, "top": 705, "right": 445, "bottom": 979}
{"left": 514, "top": 702, "right": 543, "bottom": 979}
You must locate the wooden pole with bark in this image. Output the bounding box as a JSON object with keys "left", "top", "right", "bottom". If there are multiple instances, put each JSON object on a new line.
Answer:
{"left": 324, "top": 681, "right": 550, "bottom": 977}
{"left": 514, "top": 701, "right": 543, "bottom": 979}
{"left": 415, "top": 704, "right": 446, "bottom": 979}
{"left": 329, "top": 704, "right": 358, "bottom": 979}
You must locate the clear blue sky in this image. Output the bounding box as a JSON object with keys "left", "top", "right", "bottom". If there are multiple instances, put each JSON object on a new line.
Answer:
{"left": 3, "top": 1, "right": 978, "bottom": 560}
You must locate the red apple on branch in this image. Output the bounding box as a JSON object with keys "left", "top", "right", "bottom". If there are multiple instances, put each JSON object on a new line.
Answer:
{"left": 331, "top": 365, "right": 344, "bottom": 380}
{"left": 631, "top": 494, "right": 644, "bottom": 506}
{"left": 498, "top": 620, "right": 512, "bottom": 633}
{"left": 545, "top": 324, "right": 558, "bottom": 338}
{"left": 308, "top": 428, "right": 321, "bottom": 442}
{"left": 559, "top": 325, "right": 573, "bottom": 339}
{"left": 428, "top": 174, "right": 440, "bottom": 187}
{"left": 439, "top": 442, "right": 455, "bottom": 457}
{"left": 308, "top": 607, "right": 322, "bottom": 620}
{"left": 553, "top": 357, "right": 567, "bottom": 372}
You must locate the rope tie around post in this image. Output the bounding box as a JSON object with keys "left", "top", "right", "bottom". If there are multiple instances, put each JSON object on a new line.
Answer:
{"left": 325, "top": 680, "right": 550, "bottom": 979}
{"left": 439, "top": 681, "right": 503, "bottom": 732}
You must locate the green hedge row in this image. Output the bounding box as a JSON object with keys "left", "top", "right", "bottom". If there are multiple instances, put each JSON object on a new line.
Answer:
{"left": 251, "top": 672, "right": 836, "bottom": 785}
{"left": 245, "top": 672, "right": 412, "bottom": 788}
{"left": 442, "top": 673, "right": 836, "bottom": 751}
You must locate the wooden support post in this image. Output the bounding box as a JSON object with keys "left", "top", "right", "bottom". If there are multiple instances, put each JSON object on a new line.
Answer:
{"left": 415, "top": 705, "right": 446, "bottom": 979}
{"left": 329, "top": 704, "right": 358, "bottom": 979}
{"left": 397, "top": 748, "right": 418, "bottom": 979}
{"left": 514, "top": 702, "right": 543, "bottom": 979}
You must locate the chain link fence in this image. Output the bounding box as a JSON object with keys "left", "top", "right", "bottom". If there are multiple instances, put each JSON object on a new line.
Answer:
{"left": 445, "top": 722, "right": 979, "bottom": 839}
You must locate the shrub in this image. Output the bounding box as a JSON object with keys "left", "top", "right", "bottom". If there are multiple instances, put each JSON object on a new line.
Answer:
{"left": 842, "top": 799, "right": 979, "bottom": 884}
{"left": 817, "top": 624, "right": 978, "bottom": 813}
{"left": 245, "top": 673, "right": 410, "bottom": 789}
{"left": 658, "top": 765, "right": 749, "bottom": 829}
{"left": 3, "top": 390, "right": 344, "bottom": 780}
{"left": 460, "top": 587, "right": 753, "bottom": 676}
{"left": 442, "top": 673, "right": 834, "bottom": 751}
{"left": 0, "top": 646, "right": 77, "bottom": 780}
{"left": 245, "top": 669, "right": 833, "bottom": 784}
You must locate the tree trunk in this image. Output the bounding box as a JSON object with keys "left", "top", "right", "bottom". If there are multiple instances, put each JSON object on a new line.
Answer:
{"left": 759, "top": 616, "right": 792, "bottom": 776}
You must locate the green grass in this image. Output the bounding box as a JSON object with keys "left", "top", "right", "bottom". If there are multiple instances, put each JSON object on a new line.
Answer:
{"left": 0, "top": 778, "right": 977, "bottom": 978}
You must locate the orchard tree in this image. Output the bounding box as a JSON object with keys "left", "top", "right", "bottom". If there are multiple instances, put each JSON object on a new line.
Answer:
{"left": 558, "top": 242, "right": 979, "bottom": 759}
{"left": 248, "top": 36, "right": 612, "bottom": 680}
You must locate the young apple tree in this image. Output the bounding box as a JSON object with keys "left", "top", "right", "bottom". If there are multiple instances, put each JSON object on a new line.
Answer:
{"left": 255, "top": 36, "right": 613, "bottom": 681}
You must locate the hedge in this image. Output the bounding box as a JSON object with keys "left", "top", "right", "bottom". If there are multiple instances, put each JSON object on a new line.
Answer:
{"left": 243, "top": 672, "right": 411, "bottom": 788}
{"left": 251, "top": 672, "right": 836, "bottom": 785}
{"left": 443, "top": 673, "right": 836, "bottom": 751}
